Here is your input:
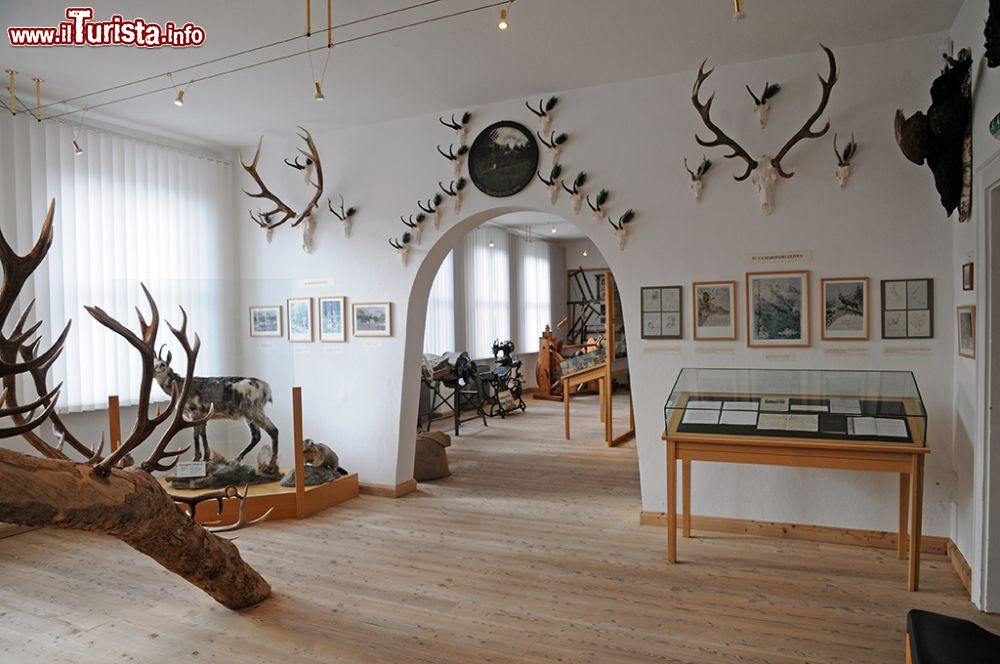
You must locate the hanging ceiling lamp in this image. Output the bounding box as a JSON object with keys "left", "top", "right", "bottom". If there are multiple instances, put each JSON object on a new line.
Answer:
{"left": 732, "top": 0, "right": 746, "bottom": 22}
{"left": 498, "top": 0, "right": 514, "bottom": 30}
{"left": 71, "top": 104, "right": 88, "bottom": 156}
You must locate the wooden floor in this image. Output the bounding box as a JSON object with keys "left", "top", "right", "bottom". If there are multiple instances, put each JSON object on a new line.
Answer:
{"left": 1, "top": 395, "right": 998, "bottom": 663}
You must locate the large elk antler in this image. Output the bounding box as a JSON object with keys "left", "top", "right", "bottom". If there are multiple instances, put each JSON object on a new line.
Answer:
{"left": 692, "top": 60, "right": 759, "bottom": 181}
{"left": 771, "top": 44, "right": 838, "bottom": 178}
{"left": 240, "top": 127, "right": 324, "bottom": 232}
{"left": 86, "top": 286, "right": 214, "bottom": 477}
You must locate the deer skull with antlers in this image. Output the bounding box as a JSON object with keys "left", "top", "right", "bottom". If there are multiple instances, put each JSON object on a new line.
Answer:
{"left": 538, "top": 131, "right": 568, "bottom": 163}
{"left": 537, "top": 164, "right": 563, "bottom": 205}
{"left": 401, "top": 213, "right": 427, "bottom": 246}
{"left": 437, "top": 144, "right": 469, "bottom": 178}
{"left": 328, "top": 195, "right": 357, "bottom": 238}
{"left": 241, "top": 127, "right": 324, "bottom": 251}
{"left": 439, "top": 111, "right": 472, "bottom": 142}
{"left": 587, "top": 188, "right": 609, "bottom": 222}
{"left": 833, "top": 133, "right": 857, "bottom": 191}
{"left": 746, "top": 82, "right": 781, "bottom": 128}
{"left": 389, "top": 234, "right": 412, "bottom": 266}
{"left": 419, "top": 193, "right": 445, "bottom": 229}
{"left": 684, "top": 156, "right": 713, "bottom": 202}
{"left": 561, "top": 172, "right": 588, "bottom": 215}
{"left": 439, "top": 178, "right": 467, "bottom": 214}
{"left": 608, "top": 209, "right": 636, "bottom": 251}
{"left": 526, "top": 96, "right": 559, "bottom": 134}
{"left": 693, "top": 45, "right": 838, "bottom": 215}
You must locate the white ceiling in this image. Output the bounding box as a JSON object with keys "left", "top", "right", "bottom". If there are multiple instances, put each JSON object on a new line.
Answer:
{"left": 1, "top": 0, "right": 961, "bottom": 150}
{"left": 489, "top": 211, "right": 586, "bottom": 241}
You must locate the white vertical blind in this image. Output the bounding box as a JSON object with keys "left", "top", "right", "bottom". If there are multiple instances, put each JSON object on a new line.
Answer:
{"left": 0, "top": 114, "right": 229, "bottom": 411}
{"left": 463, "top": 228, "right": 511, "bottom": 359}
{"left": 518, "top": 238, "right": 552, "bottom": 353}
{"left": 424, "top": 250, "right": 455, "bottom": 354}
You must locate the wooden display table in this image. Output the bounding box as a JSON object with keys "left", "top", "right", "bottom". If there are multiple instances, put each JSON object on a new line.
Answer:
{"left": 663, "top": 394, "right": 929, "bottom": 591}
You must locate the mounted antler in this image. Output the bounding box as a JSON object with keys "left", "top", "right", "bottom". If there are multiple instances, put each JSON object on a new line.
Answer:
{"left": 389, "top": 234, "right": 412, "bottom": 266}
{"left": 561, "top": 172, "right": 587, "bottom": 215}
{"left": 607, "top": 209, "right": 636, "bottom": 251}
{"left": 833, "top": 132, "right": 857, "bottom": 190}
{"left": 241, "top": 127, "right": 324, "bottom": 247}
{"left": 586, "top": 188, "right": 609, "bottom": 221}
{"left": 400, "top": 213, "right": 426, "bottom": 245}
{"left": 328, "top": 195, "right": 357, "bottom": 237}
{"left": 437, "top": 144, "right": 469, "bottom": 177}
{"left": 439, "top": 111, "right": 472, "bottom": 141}
{"left": 538, "top": 131, "right": 568, "bottom": 162}
{"left": 198, "top": 484, "right": 275, "bottom": 533}
{"left": 746, "top": 81, "right": 781, "bottom": 128}
{"left": 537, "top": 164, "right": 563, "bottom": 205}
{"left": 526, "top": 96, "right": 559, "bottom": 133}
{"left": 693, "top": 45, "right": 838, "bottom": 214}
{"left": 439, "top": 178, "right": 467, "bottom": 214}
{"left": 684, "top": 156, "right": 713, "bottom": 202}
{"left": 419, "top": 193, "right": 445, "bottom": 228}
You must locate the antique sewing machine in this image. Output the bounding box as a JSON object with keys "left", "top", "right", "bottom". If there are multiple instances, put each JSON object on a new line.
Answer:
{"left": 479, "top": 339, "right": 526, "bottom": 418}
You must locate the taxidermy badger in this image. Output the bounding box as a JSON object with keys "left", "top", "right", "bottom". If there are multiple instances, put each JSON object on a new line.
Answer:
{"left": 303, "top": 439, "right": 348, "bottom": 475}
{"left": 894, "top": 49, "right": 972, "bottom": 221}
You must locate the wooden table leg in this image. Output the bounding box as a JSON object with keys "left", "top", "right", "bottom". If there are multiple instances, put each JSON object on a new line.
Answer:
{"left": 563, "top": 379, "right": 571, "bottom": 440}
{"left": 599, "top": 378, "right": 605, "bottom": 423}
{"left": 898, "top": 473, "right": 910, "bottom": 560}
{"left": 604, "top": 378, "right": 613, "bottom": 445}
{"left": 682, "top": 460, "right": 691, "bottom": 538}
{"left": 667, "top": 441, "right": 677, "bottom": 563}
{"left": 908, "top": 454, "right": 924, "bottom": 591}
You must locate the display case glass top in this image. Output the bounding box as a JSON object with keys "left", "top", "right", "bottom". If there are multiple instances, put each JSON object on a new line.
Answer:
{"left": 664, "top": 368, "right": 927, "bottom": 447}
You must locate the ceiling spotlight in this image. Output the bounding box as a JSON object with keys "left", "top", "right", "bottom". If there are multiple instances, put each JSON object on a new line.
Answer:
{"left": 488, "top": 238, "right": 495, "bottom": 248}
{"left": 582, "top": 248, "right": 589, "bottom": 257}
{"left": 732, "top": 0, "right": 746, "bottom": 22}
{"left": 173, "top": 89, "right": 185, "bottom": 107}
{"left": 314, "top": 81, "right": 325, "bottom": 102}
{"left": 550, "top": 225, "right": 557, "bottom": 234}
{"left": 497, "top": 9, "right": 509, "bottom": 30}
{"left": 72, "top": 139, "right": 84, "bottom": 156}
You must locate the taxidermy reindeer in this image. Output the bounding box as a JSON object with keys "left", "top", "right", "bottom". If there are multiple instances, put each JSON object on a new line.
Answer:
{"left": 587, "top": 188, "right": 609, "bottom": 222}
{"left": 328, "top": 195, "right": 357, "bottom": 238}
{"left": 241, "top": 127, "right": 324, "bottom": 251}
{"left": 538, "top": 131, "right": 568, "bottom": 163}
{"left": 526, "top": 96, "right": 559, "bottom": 134}
{"left": 0, "top": 200, "right": 270, "bottom": 609}
{"left": 693, "top": 45, "right": 838, "bottom": 215}
{"left": 401, "top": 213, "right": 427, "bottom": 245}
{"left": 437, "top": 144, "right": 469, "bottom": 178}
{"left": 833, "top": 133, "right": 857, "bottom": 190}
{"left": 894, "top": 49, "right": 973, "bottom": 221}
{"left": 152, "top": 346, "right": 280, "bottom": 473}
{"left": 389, "top": 234, "right": 412, "bottom": 266}
{"left": 419, "top": 193, "right": 445, "bottom": 229}
{"left": 561, "top": 172, "right": 588, "bottom": 215}
{"left": 439, "top": 178, "right": 467, "bottom": 214}
{"left": 746, "top": 82, "right": 781, "bottom": 128}
{"left": 439, "top": 112, "right": 472, "bottom": 142}
{"left": 537, "top": 163, "right": 563, "bottom": 205}
{"left": 608, "top": 209, "right": 636, "bottom": 251}
{"left": 684, "top": 156, "right": 713, "bottom": 202}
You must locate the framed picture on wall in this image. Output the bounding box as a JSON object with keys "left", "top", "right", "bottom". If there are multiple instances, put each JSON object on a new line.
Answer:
{"left": 692, "top": 281, "right": 737, "bottom": 341}
{"left": 249, "top": 305, "right": 283, "bottom": 338}
{"left": 746, "top": 270, "right": 810, "bottom": 347}
{"left": 962, "top": 262, "right": 974, "bottom": 291}
{"left": 287, "top": 297, "right": 314, "bottom": 343}
{"left": 820, "top": 277, "right": 869, "bottom": 341}
{"left": 353, "top": 301, "right": 392, "bottom": 337}
{"left": 318, "top": 296, "right": 347, "bottom": 343}
{"left": 640, "top": 286, "right": 682, "bottom": 339}
{"left": 881, "top": 278, "right": 934, "bottom": 339}
{"left": 958, "top": 305, "right": 976, "bottom": 359}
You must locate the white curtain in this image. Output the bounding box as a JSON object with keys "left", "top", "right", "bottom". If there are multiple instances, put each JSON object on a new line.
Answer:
{"left": 424, "top": 250, "right": 455, "bottom": 354}
{"left": 0, "top": 114, "right": 230, "bottom": 411}
{"left": 518, "top": 238, "right": 552, "bottom": 353}
{"left": 463, "top": 228, "right": 510, "bottom": 359}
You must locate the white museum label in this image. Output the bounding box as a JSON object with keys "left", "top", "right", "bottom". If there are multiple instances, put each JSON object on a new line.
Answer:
{"left": 643, "top": 345, "right": 682, "bottom": 354}
{"left": 174, "top": 461, "right": 207, "bottom": 478}
{"left": 883, "top": 346, "right": 933, "bottom": 356}
{"left": 764, "top": 352, "right": 797, "bottom": 361}
{"left": 695, "top": 345, "right": 736, "bottom": 354}
{"left": 746, "top": 250, "right": 813, "bottom": 264}
{"left": 824, "top": 347, "right": 870, "bottom": 356}
{"left": 297, "top": 277, "right": 335, "bottom": 288}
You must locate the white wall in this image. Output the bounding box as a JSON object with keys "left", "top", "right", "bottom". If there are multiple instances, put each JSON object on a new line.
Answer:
{"left": 950, "top": 0, "right": 1000, "bottom": 610}
{"left": 231, "top": 34, "right": 960, "bottom": 530}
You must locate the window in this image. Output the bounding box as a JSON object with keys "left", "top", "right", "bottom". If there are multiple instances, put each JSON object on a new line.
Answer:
{"left": 0, "top": 116, "right": 230, "bottom": 411}
{"left": 424, "top": 250, "right": 455, "bottom": 354}
{"left": 518, "top": 239, "right": 552, "bottom": 353}
{"left": 463, "top": 229, "right": 511, "bottom": 359}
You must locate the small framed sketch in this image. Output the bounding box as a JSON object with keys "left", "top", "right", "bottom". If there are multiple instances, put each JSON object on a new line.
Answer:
{"left": 287, "top": 297, "right": 314, "bottom": 343}
{"left": 746, "top": 270, "right": 810, "bottom": 347}
{"left": 692, "top": 280, "right": 737, "bottom": 341}
{"left": 641, "top": 286, "right": 682, "bottom": 339}
{"left": 353, "top": 301, "right": 392, "bottom": 337}
{"left": 957, "top": 305, "right": 976, "bottom": 359}
{"left": 318, "top": 296, "right": 347, "bottom": 343}
{"left": 249, "top": 305, "right": 283, "bottom": 338}
{"left": 881, "top": 278, "right": 933, "bottom": 339}
{"left": 962, "top": 262, "right": 974, "bottom": 291}
{"left": 821, "top": 277, "right": 869, "bottom": 341}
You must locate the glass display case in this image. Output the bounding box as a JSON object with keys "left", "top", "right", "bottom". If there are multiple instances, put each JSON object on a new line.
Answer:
{"left": 664, "top": 368, "right": 927, "bottom": 447}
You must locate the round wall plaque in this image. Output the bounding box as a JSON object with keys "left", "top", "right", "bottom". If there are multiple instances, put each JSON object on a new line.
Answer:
{"left": 467, "top": 121, "right": 539, "bottom": 198}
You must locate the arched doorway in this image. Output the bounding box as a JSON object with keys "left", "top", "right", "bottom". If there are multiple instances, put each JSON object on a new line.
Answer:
{"left": 394, "top": 206, "right": 634, "bottom": 485}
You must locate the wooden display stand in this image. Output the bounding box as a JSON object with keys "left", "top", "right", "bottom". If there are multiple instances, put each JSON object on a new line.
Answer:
{"left": 121, "top": 386, "right": 359, "bottom": 527}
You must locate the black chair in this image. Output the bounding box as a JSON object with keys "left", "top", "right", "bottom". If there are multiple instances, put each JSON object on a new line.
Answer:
{"left": 906, "top": 609, "right": 1000, "bottom": 663}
